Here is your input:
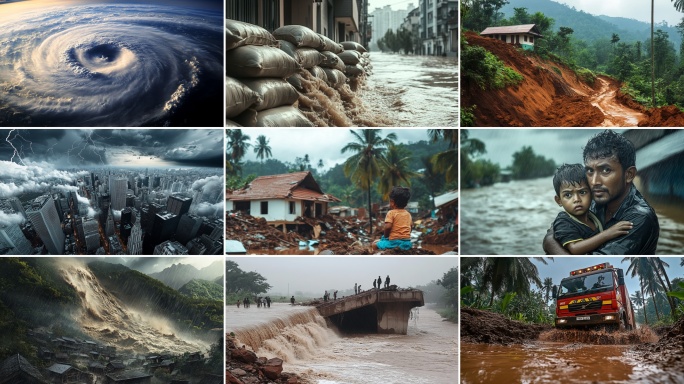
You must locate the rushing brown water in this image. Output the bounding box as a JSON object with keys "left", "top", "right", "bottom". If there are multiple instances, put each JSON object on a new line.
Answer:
{"left": 461, "top": 177, "right": 684, "bottom": 255}
{"left": 358, "top": 52, "right": 457, "bottom": 127}
{"left": 460, "top": 341, "right": 675, "bottom": 383}
{"left": 60, "top": 260, "right": 207, "bottom": 354}
{"left": 227, "top": 303, "right": 457, "bottom": 383}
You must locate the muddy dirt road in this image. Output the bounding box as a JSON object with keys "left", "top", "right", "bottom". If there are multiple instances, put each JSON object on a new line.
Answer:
{"left": 461, "top": 308, "right": 684, "bottom": 383}
{"left": 587, "top": 77, "right": 645, "bottom": 127}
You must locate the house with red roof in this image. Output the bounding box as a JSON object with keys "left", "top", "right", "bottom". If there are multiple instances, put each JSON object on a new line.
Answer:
{"left": 480, "top": 24, "right": 543, "bottom": 51}
{"left": 226, "top": 171, "right": 340, "bottom": 226}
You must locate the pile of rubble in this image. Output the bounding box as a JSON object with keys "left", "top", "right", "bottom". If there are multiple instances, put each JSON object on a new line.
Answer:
{"left": 227, "top": 336, "right": 300, "bottom": 384}
{"left": 415, "top": 217, "right": 457, "bottom": 247}
{"left": 226, "top": 213, "right": 303, "bottom": 249}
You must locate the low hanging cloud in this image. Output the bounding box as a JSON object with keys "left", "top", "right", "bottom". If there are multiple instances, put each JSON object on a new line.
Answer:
{"left": 0, "top": 160, "right": 89, "bottom": 198}
{"left": 0, "top": 211, "right": 25, "bottom": 227}
{"left": 194, "top": 201, "right": 223, "bottom": 217}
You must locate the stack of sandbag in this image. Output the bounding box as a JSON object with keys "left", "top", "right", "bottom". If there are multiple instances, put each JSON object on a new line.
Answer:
{"left": 274, "top": 25, "right": 348, "bottom": 90}
{"left": 339, "top": 41, "right": 371, "bottom": 79}
{"left": 226, "top": 19, "right": 313, "bottom": 127}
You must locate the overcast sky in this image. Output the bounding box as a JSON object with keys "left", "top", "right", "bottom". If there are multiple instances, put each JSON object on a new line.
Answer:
{"left": 228, "top": 257, "right": 456, "bottom": 295}
{"left": 369, "top": 0, "right": 684, "bottom": 25}
{"left": 99, "top": 256, "right": 223, "bottom": 274}
{"left": 1, "top": 129, "right": 223, "bottom": 169}
{"left": 236, "top": 128, "right": 435, "bottom": 172}
{"left": 466, "top": 129, "right": 625, "bottom": 168}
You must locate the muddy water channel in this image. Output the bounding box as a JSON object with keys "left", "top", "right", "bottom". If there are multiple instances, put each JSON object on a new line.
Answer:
{"left": 360, "top": 52, "right": 457, "bottom": 127}
{"left": 461, "top": 341, "right": 670, "bottom": 383}
{"left": 461, "top": 177, "right": 684, "bottom": 254}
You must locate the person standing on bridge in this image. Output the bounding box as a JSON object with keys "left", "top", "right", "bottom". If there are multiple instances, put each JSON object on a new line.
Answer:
{"left": 334, "top": 290, "right": 337, "bottom": 300}
{"left": 290, "top": 296, "right": 295, "bottom": 305}
{"left": 377, "top": 276, "right": 382, "bottom": 289}
{"left": 373, "top": 279, "right": 376, "bottom": 289}
{"left": 385, "top": 275, "right": 390, "bottom": 288}
{"left": 354, "top": 283, "right": 358, "bottom": 294}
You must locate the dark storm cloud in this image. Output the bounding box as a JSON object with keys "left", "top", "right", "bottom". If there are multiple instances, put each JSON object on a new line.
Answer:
{"left": 0, "top": 129, "right": 222, "bottom": 167}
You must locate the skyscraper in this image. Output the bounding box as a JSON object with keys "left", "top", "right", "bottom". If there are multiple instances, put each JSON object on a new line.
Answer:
{"left": 7, "top": 197, "right": 26, "bottom": 219}
{"left": 110, "top": 177, "right": 128, "bottom": 210}
{"left": 153, "top": 240, "right": 188, "bottom": 255}
{"left": 167, "top": 195, "right": 193, "bottom": 217}
{"left": 176, "top": 214, "right": 202, "bottom": 245}
{"left": 82, "top": 217, "right": 100, "bottom": 253}
{"left": 127, "top": 221, "right": 142, "bottom": 255}
{"left": 26, "top": 195, "right": 65, "bottom": 255}
{"left": 0, "top": 223, "right": 33, "bottom": 255}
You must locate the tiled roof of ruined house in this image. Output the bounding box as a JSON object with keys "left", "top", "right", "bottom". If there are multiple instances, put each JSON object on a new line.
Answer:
{"left": 481, "top": 24, "right": 543, "bottom": 37}
{"left": 227, "top": 171, "right": 340, "bottom": 202}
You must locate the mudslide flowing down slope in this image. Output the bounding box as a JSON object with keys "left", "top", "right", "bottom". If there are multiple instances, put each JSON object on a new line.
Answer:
{"left": 585, "top": 77, "right": 645, "bottom": 126}
{"left": 462, "top": 32, "right": 684, "bottom": 127}
{"left": 59, "top": 260, "right": 207, "bottom": 354}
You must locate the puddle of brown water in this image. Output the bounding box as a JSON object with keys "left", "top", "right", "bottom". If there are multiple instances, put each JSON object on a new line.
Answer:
{"left": 461, "top": 342, "right": 666, "bottom": 384}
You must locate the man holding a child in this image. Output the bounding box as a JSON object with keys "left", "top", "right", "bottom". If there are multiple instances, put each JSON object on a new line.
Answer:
{"left": 544, "top": 130, "right": 660, "bottom": 255}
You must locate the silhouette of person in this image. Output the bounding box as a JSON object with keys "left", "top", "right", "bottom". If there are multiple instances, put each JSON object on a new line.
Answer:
{"left": 355, "top": 283, "right": 358, "bottom": 294}
{"left": 290, "top": 296, "right": 295, "bottom": 305}
{"left": 385, "top": 275, "right": 390, "bottom": 288}
{"left": 373, "top": 280, "right": 377, "bottom": 289}
{"left": 377, "top": 276, "right": 382, "bottom": 289}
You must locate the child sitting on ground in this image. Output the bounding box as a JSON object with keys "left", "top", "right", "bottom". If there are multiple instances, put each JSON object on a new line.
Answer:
{"left": 552, "top": 163, "right": 632, "bottom": 254}
{"left": 372, "top": 186, "right": 413, "bottom": 252}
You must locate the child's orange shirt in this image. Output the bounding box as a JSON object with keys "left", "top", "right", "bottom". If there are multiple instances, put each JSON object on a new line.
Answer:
{"left": 385, "top": 209, "right": 412, "bottom": 240}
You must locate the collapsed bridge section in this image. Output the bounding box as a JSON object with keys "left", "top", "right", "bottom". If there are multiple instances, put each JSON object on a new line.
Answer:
{"left": 315, "top": 288, "right": 424, "bottom": 334}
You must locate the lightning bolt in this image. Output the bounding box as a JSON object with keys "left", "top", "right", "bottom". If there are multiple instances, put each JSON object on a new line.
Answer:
{"left": 5, "top": 129, "right": 26, "bottom": 166}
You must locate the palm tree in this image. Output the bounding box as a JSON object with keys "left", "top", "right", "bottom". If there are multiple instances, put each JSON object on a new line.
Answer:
{"left": 317, "top": 159, "right": 324, "bottom": 171}
{"left": 479, "top": 257, "right": 553, "bottom": 307}
{"left": 227, "top": 129, "right": 251, "bottom": 163}
{"left": 651, "top": 0, "right": 655, "bottom": 107}
{"left": 542, "top": 277, "right": 554, "bottom": 305}
{"left": 428, "top": 129, "right": 459, "bottom": 183}
{"left": 342, "top": 129, "right": 397, "bottom": 235}
{"left": 649, "top": 258, "right": 676, "bottom": 319}
{"left": 420, "top": 156, "right": 445, "bottom": 209}
{"left": 630, "top": 291, "right": 645, "bottom": 324}
{"left": 624, "top": 257, "right": 663, "bottom": 321}
{"left": 377, "top": 144, "right": 420, "bottom": 200}
{"left": 253, "top": 135, "right": 272, "bottom": 163}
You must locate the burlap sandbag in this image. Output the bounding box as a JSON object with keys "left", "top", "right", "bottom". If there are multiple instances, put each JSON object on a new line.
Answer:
{"left": 226, "top": 19, "right": 278, "bottom": 51}
{"left": 240, "top": 78, "right": 300, "bottom": 111}
{"left": 322, "top": 68, "right": 347, "bottom": 88}
{"left": 344, "top": 64, "right": 365, "bottom": 77}
{"left": 287, "top": 72, "right": 306, "bottom": 92}
{"left": 295, "top": 48, "right": 325, "bottom": 69}
{"left": 318, "top": 34, "right": 344, "bottom": 53}
{"left": 319, "top": 51, "right": 345, "bottom": 71}
{"left": 308, "top": 66, "right": 328, "bottom": 82}
{"left": 226, "top": 45, "right": 300, "bottom": 78}
{"left": 234, "top": 106, "right": 314, "bottom": 127}
{"left": 226, "top": 76, "right": 261, "bottom": 118}
{"left": 273, "top": 25, "right": 323, "bottom": 48}
{"left": 341, "top": 41, "right": 368, "bottom": 53}
{"left": 337, "top": 50, "right": 361, "bottom": 65}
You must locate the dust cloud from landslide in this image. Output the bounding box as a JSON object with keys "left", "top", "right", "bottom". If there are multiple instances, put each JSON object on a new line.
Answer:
{"left": 58, "top": 259, "right": 207, "bottom": 354}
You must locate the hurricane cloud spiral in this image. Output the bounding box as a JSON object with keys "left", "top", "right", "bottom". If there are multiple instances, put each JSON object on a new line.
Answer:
{"left": 0, "top": 3, "right": 222, "bottom": 126}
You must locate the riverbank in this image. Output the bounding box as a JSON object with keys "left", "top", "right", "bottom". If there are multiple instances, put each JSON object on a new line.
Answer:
{"left": 227, "top": 335, "right": 304, "bottom": 384}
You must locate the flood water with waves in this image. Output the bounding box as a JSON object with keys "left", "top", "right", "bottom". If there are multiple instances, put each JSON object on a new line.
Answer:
{"left": 461, "top": 177, "right": 684, "bottom": 255}
{"left": 227, "top": 302, "right": 457, "bottom": 383}
{"left": 360, "top": 52, "right": 457, "bottom": 127}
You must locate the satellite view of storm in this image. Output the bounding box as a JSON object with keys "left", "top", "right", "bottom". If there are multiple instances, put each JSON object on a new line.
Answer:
{"left": 0, "top": 0, "right": 223, "bottom": 127}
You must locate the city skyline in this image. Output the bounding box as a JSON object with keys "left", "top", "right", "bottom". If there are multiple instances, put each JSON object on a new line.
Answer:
{"left": 1, "top": 129, "right": 224, "bottom": 256}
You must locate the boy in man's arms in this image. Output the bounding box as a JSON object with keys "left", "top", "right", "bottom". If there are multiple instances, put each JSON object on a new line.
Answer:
{"left": 553, "top": 164, "right": 632, "bottom": 254}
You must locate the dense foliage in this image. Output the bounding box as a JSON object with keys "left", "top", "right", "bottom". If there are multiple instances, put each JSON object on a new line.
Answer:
{"left": 88, "top": 261, "right": 223, "bottom": 332}
{"left": 179, "top": 279, "right": 224, "bottom": 302}
{"left": 226, "top": 260, "right": 271, "bottom": 303}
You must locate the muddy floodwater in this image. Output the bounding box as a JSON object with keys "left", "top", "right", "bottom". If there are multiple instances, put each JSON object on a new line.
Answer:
{"left": 461, "top": 177, "right": 684, "bottom": 254}
{"left": 360, "top": 52, "right": 457, "bottom": 127}
{"left": 227, "top": 303, "right": 457, "bottom": 383}
{"left": 461, "top": 341, "right": 676, "bottom": 383}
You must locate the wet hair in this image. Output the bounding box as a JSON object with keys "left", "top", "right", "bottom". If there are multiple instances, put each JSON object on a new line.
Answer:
{"left": 553, "top": 163, "right": 587, "bottom": 196}
{"left": 389, "top": 186, "right": 411, "bottom": 208}
{"left": 583, "top": 130, "right": 636, "bottom": 171}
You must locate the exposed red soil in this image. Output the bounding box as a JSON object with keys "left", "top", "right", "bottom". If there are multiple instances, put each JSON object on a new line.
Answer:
{"left": 635, "top": 317, "right": 684, "bottom": 373}
{"left": 638, "top": 105, "right": 684, "bottom": 126}
{"left": 462, "top": 31, "right": 684, "bottom": 127}
{"left": 460, "top": 307, "right": 551, "bottom": 345}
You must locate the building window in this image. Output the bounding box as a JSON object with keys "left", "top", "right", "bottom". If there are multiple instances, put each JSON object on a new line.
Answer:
{"left": 289, "top": 201, "right": 296, "bottom": 214}
{"left": 524, "top": 35, "right": 528, "bottom": 42}
{"left": 530, "top": 36, "right": 534, "bottom": 43}
{"left": 260, "top": 201, "right": 268, "bottom": 215}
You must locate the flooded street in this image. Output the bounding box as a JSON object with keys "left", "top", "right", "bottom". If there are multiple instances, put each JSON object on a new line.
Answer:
{"left": 461, "top": 341, "right": 672, "bottom": 383}
{"left": 360, "top": 52, "right": 457, "bottom": 127}
{"left": 227, "top": 303, "right": 457, "bottom": 383}
{"left": 461, "top": 177, "right": 684, "bottom": 255}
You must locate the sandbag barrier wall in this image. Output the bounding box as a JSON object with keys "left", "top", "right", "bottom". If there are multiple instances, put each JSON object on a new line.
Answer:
{"left": 225, "top": 20, "right": 371, "bottom": 127}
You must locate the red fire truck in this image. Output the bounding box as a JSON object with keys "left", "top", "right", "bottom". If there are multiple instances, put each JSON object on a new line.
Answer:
{"left": 552, "top": 262, "right": 636, "bottom": 331}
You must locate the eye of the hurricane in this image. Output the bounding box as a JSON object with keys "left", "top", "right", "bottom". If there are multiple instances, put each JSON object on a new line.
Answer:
{"left": 71, "top": 43, "right": 137, "bottom": 77}
{"left": 86, "top": 44, "right": 119, "bottom": 62}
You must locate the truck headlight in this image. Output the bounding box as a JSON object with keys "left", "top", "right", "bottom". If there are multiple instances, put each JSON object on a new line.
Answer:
{"left": 558, "top": 319, "right": 567, "bottom": 324}
{"left": 604, "top": 315, "right": 615, "bottom": 321}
